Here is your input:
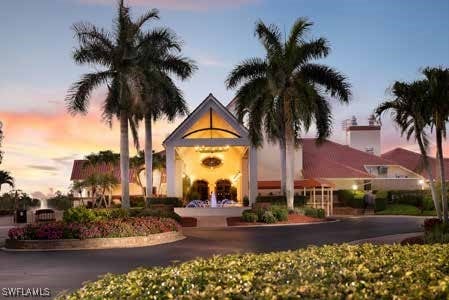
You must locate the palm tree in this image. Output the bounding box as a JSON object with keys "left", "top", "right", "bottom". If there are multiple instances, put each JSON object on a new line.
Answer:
{"left": 376, "top": 81, "right": 441, "bottom": 218}
{"left": 132, "top": 29, "right": 195, "bottom": 201}
{"left": 424, "top": 67, "right": 449, "bottom": 222}
{"left": 226, "top": 18, "right": 351, "bottom": 209}
{"left": 0, "top": 170, "right": 14, "bottom": 191}
{"left": 66, "top": 0, "right": 162, "bottom": 208}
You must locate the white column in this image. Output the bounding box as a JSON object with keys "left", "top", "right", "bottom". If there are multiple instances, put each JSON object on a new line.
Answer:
{"left": 248, "top": 146, "right": 258, "bottom": 206}
{"left": 321, "top": 186, "right": 324, "bottom": 209}
{"left": 330, "top": 188, "right": 334, "bottom": 215}
{"left": 166, "top": 145, "right": 176, "bottom": 197}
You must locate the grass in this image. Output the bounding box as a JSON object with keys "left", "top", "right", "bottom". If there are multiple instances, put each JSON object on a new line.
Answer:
{"left": 376, "top": 204, "right": 437, "bottom": 216}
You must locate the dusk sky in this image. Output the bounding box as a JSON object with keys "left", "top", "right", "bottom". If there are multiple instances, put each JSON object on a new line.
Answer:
{"left": 0, "top": 0, "right": 448, "bottom": 197}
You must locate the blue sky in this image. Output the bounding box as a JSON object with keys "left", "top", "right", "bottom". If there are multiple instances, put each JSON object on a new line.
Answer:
{"left": 0, "top": 0, "right": 448, "bottom": 195}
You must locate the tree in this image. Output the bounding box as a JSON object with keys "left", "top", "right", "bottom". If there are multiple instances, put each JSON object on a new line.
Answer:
{"left": 75, "top": 173, "right": 118, "bottom": 208}
{"left": 375, "top": 81, "right": 441, "bottom": 218}
{"left": 132, "top": 27, "right": 195, "bottom": 201}
{"left": 0, "top": 170, "right": 14, "bottom": 191}
{"left": 423, "top": 67, "right": 449, "bottom": 223}
{"left": 66, "top": 0, "right": 161, "bottom": 208}
{"left": 226, "top": 18, "right": 351, "bottom": 209}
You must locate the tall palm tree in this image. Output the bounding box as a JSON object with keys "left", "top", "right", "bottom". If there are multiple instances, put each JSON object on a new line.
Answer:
{"left": 226, "top": 18, "right": 351, "bottom": 209}
{"left": 132, "top": 29, "right": 195, "bottom": 201}
{"left": 376, "top": 81, "right": 441, "bottom": 218}
{"left": 0, "top": 170, "right": 14, "bottom": 191}
{"left": 66, "top": 0, "right": 164, "bottom": 208}
{"left": 424, "top": 67, "right": 449, "bottom": 222}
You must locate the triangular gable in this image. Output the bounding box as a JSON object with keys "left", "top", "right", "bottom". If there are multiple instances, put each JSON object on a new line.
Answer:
{"left": 163, "top": 93, "right": 248, "bottom": 146}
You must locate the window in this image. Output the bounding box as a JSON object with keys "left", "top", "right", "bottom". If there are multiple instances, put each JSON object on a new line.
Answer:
{"left": 365, "top": 147, "right": 374, "bottom": 154}
{"left": 377, "top": 166, "right": 388, "bottom": 175}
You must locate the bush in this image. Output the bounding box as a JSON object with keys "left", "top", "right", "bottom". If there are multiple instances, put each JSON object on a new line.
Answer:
{"left": 270, "top": 205, "right": 288, "bottom": 221}
{"left": 63, "top": 207, "right": 98, "bottom": 223}
{"left": 8, "top": 217, "right": 180, "bottom": 241}
{"left": 261, "top": 211, "right": 277, "bottom": 224}
{"left": 241, "top": 210, "right": 258, "bottom": 223}
{"left": 303, "top": 207, "right": 325, "bottom": 219}
{"left": 388, "top": 190, "right": 425, "bottom": 207}
{"left": 242, "top": 196, "right": 249, "bottom": 207}
{"left": 130, "top": 196, "right": 145, "bottom": 208}
{"left": 424, "top": 218, "right": 443, "bottom": 232}
{"left": 336, "top": 190, "right": 353, "bottom": 205}
{"left": 135, "top": 208, "right": 181, "bottom": 222}
{"left": 374, "top": 197, "right": 387, "bottom": 212}
{"left": 256, "top": 195, "right": 306, "bottom": 207}
{"left": 147, "top": 197, "right": 184, "bottom": 207}
{"left": 336, "top": 190, "right": 364, "bottom": 208}
{"left": 57, "top": 244, "right": 449, "bottom": 300}
{"left": 0, "top": 190, "right": 40, "bottom": 210}
{"left": 63, "top": 207, "right": 130, "bottom": 223}
{"left": 424, "top": 222, "right": 449, "bottom": 244}
{"left": 422, "top": 195, "right": 435, "bottom": 211}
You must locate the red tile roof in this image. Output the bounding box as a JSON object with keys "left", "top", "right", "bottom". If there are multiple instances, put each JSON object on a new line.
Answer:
{"left": 381, "top": 147, "right": 449, "bottom": 179}
{"left": 258, "top": 179, "right": 334, "bottom": 189}
{"left": 347, "top": 125, "right": 381, "bottom": 131}
{"left": 70, "top": 160, "right": 138, "bottom": 183}
{"left": 301, "top": 138, "right": 395, "bottom": 179}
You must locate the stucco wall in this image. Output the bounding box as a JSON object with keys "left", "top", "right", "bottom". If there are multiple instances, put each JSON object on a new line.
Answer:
{"left": 348, "top": 129, "right": 381, "bottom": 156}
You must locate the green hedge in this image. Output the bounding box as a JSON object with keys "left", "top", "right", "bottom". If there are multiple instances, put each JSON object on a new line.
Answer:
{"left": 374, "top": 197, "right": 387, "bottom": 212}
{"left": 57, "top": 244, "right": 449, "bottom": 299}
{"left": 336, "top": 190, "right": 365, "bottom": 208}
{"left": 147, "top": 197, "right": 184, "bottom": 207}
{"left": 256, "top": 195, "right": 307, "bottom": 207}
{"left": 303, "top": 207, "right": 325, "bottom": 219}
{"left": 387, "top": 190, "right": 427, "bottom": 207}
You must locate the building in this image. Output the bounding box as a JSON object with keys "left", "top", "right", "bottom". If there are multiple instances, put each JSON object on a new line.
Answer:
{"left": 70, "top": 93, "right": 437, "bottom": 207}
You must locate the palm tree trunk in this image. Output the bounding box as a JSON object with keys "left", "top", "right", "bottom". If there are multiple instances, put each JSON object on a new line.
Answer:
{"left": 285, "top": 138, "right": 295, "bottom": 210}
{"left": 436, "top": 128, "right": 448, "bottom": 222}
{"left": 280, "top": 138, "right": 287, "bottom": 195}
{"left": 416, "top": 135, "right": 441, "bottom": 218}
{"left": 144, "top": 115, "right": 153, "bottom": 204}
{"left": 120, "top": 110, "right": 130, "bottom": 209}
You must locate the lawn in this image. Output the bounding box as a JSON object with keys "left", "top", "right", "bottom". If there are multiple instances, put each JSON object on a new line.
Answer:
{"left": 57, "top": 244, "right": 449, "bottom": 299}
{"left": 376, "top": 204, "right": 436, "bottom": 216}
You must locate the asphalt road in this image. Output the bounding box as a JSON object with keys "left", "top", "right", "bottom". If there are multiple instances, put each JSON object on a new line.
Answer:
{"left": 0, "top": 216, "right": 424, "bottom": 298}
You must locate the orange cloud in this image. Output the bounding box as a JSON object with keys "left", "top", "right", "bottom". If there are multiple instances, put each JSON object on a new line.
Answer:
{"left": 0, "top": 102, "right": 181, "bottom": 195}
{"left": 77, "top": 0, "right": 259, "bottom": 11}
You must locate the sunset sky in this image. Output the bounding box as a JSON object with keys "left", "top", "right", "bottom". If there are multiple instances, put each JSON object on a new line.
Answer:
{"left": 0, "top": 0, "right": 448, "bottom": 197}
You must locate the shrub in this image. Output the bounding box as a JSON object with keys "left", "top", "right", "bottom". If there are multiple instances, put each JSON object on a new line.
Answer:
{"left": 135, "top": 208, "right": 181, "bottom": 222}
{"left": 63, "top": 207, "right": 98, "bottom": 223}
{"left": 8, "top": 217, "right": 180, "bottom": 241}
{"left": 422, "top": 195, "right": 435, "bottom": 211}
{"left": 242, "top": 196, "right": 249, "bottom": 207}
{"left": 130, "top": 196, "right": 145, "bottom": 208}
{"left": 253, "top": 207, "right": 267, "bottom": 221}
{"left": 241, "top": 210, "right": 258, "bottom": 223}
{"left": 425, "top": 223, "right": 449, "bottom": 244}
{"left": 270, "top": 205, "right": 288, "bottom": 221}
{"left": 256, "top": 195, "right": 306, "bottom": 207}
{"left": 303, "top": 207, "right": 325, "bottom": 219}
{"left": 388, "top": 190, "right": 425, "bottom": 206}
{"left": 424, "top": 218, "right": 443, "bottom": 232}
{"left": 336, "top": 190, "right": 365, "bottom": 208}
{"left": 336, "top": 190, "right": 353, "bottom": 205}
{"left": 261, "top": 211, "right": 277, "bottom": 224}
{"left": 92, "top": 208, "right": 129, "bottom": 220}
{"left": 147, "top": 197, "right": 184, "bottom": 207}
{"left": 374, "top": 197, "right": 387, "bottom": 212}
{"left": 57, "top": 244, "right": 449, "bottom": 300}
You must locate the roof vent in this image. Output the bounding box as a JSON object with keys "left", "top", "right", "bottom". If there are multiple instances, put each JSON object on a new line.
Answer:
{"left": 351, "top": 116, "right": 357, "bottom": 126}
{"left": 368, "top": 114, "right": 376, "bottom": 126}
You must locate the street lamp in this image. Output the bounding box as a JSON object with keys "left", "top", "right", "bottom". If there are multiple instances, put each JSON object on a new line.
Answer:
{"left": 418, "top": 179, "right": 424, "bottom": 190}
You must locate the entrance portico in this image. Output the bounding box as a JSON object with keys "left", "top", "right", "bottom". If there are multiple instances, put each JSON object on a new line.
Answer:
{"left": 163, "top": 94, "right": 257, "bottom": 205}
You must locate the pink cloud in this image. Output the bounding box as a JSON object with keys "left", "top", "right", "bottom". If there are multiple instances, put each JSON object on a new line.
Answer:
{"left": 77, "top": 0, "right": 259, "bottom": 11}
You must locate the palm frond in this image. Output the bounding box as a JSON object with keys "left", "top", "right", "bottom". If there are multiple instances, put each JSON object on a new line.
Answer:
{"left": 135, "top": 8, "right": 160, "bottom": 30}
{"left": 66, "top": 71, "right": 112, "bottom": 114}
{"left": 255, "top": 20, "right": 282, "bottom": 56}
{"left": 300, "top": 63, "right": 351, "bottom": 102}
{"left": 287, "top": 17, "right": 312, "bottom": 47}
{"left": 225, "top": 58, "right": 267, "bottom": 89}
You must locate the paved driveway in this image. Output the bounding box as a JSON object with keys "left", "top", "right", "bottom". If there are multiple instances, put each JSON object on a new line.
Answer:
{"left": 0, "top": 216, "right": 424, "bottom": 298}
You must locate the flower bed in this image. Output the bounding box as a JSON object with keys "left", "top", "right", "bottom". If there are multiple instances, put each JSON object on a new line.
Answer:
{"left": 227, "top": 214, "right": 325, "bottom": 226}
{"left": 57, "top": 244, "right": 449, "bottom": 299}
{"left": 8, "top": 217, "right": 180, "bottom": 240}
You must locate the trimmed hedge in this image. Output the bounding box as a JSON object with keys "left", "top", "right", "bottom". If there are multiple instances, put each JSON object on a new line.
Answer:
{"left": 57, "top": 244, "right": 449, "bottom": 299}
{"left": 303, "top": 207, "right": 325, "bottom": 219}
{"left": 242, "top": 210, "right": 258, "bottom": 223}
{"left": 374, "top": 197, "right": 387, "bottom": 212}
{"left": 147, "top": 197, "right": 184, "bottom": 207}
{"left": 256, "top": 195, "right": 307, "bottom": 207}
{"left": 336, "top": 190, "right": 365, "bottom": 208}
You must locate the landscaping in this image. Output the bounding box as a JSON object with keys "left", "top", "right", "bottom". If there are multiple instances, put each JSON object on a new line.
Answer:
{"left": 57, "top": 243, "right": 449, "bottom": 299}
{"left": 227, "top": 205, "right": 327, "bottom": 226}
{"left": 372, "top": 190, "right": 438, "bottom": 216}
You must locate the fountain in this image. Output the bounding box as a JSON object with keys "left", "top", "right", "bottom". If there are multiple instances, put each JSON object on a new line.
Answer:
{"left": 210, "top": 192, "right": 217, "bottom": 208}
{"left": 40, "top": 198, "right": 48, "bottom": 209}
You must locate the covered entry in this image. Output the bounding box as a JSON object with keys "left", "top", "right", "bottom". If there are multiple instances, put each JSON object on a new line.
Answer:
{"left": 163, "top": 94, "right": 258, "bottom": 205}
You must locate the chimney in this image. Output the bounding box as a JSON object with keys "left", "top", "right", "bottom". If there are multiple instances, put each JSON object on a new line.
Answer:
{"left": 346, "top": 116, "right": 381, "bottom": 156}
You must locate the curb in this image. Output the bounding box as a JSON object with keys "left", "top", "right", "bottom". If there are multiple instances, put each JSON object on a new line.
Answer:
{"left": 226, "top": 219, "right": 339, "bottom": 228}
{"left": 348, "top": 232, "right": 423, "bottom": 245}
{"left": 2, "top": 231, "right": 185, "bottom": 252}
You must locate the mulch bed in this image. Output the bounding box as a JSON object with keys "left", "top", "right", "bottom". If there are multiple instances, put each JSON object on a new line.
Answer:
{"left": 227, "top": 214, "right": 327, "bottom": 226}
{"left": 401, "top": 235, "right": 425, "bottom": 245}
{"left": 180, "top": 217, "right": 197, "bottom": 227}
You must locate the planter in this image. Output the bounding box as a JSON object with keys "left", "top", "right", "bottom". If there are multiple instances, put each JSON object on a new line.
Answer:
{"left": 4, "top": 231, "right": 185, "bottom": 251}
